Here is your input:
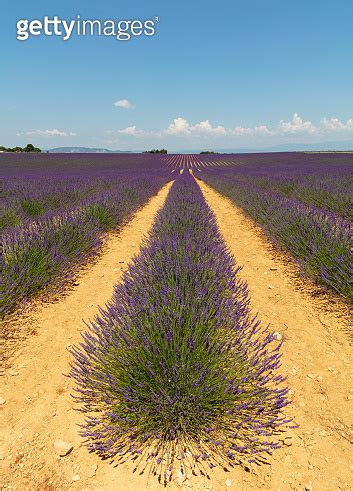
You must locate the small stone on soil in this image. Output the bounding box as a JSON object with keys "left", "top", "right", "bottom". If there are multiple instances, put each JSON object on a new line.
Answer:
{"left": 53, "top": 440, "right": 73, "bottom": 457}
{"left": 273, "top": 332, "right": 282, "bottom": 341}
{"left": 9, "top": 369, "right": 19, "bottom": 376}
{"left": 72, "top": 474, "right": 80, "bottom": 482}
{"left": 225, "top": 479, "right": 232, "bottom": 487}
{"left": 0, "top": 398, "right": 6, "bottom": 405}
{"left": 281, "top": 436, "right": 293, "bottom": 446}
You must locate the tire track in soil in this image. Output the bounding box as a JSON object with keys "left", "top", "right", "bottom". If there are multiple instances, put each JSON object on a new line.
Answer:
{"left": 1, "top": 182, "right": 173, "bottom": 491}
{"left": 197, "top": 179, "right": 352, "bottom": 491}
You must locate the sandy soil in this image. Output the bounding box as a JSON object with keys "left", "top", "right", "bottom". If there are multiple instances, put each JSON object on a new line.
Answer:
{"left": 1, "top": 178, "right": 352, "bottom": 491}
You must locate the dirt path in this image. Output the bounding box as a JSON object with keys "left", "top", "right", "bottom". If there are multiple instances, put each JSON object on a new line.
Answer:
{"left": 197, "top": 180, "right": 352, "bottom": 491}
{"left": 1, "top": 183, "right": 173, "bottom": 491}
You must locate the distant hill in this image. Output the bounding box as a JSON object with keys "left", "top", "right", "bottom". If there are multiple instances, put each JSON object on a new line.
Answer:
{"left": 47, "top": 141, "right": 353, "bottom": 154}
{"left": 245, "top": 140, "right": 353, "bottom": 153}
{"left": 48, "top": 147, "right": 133, "bottom": 153}
{"left": 176, "top": 140, "right": 353, "bottom": 154}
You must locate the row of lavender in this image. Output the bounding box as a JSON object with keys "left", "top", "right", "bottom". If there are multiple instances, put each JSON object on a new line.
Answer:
{"left": 196, "top": 157, "right": 352, "bottom": 300}
{"left": 1, "top": 178, "right": 118, "bottom": 231}
{"left": 197, "top": 152, "right": 351, "bottom": 220}
{"left": 0, "top": 153, "right": 170, "bottom": 232}
{"left": 70, "top": 172, "right": 290, "bottom": 482}
{"left": 0, "top": 154, "right": 170, "bottom": 318}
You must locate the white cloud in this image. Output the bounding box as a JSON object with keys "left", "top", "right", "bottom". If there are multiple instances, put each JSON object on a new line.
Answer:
{"left": 254, "top": 125, "right": 273, "bottom": 135}
{"left": 192, "top": 120, "right": 227, "bottom": 135}
{"left": 24, "top": 129, "right": 75, "bottom": 137}
{"left": 118, "top": 126, "right": 144, "bottom": 137}
{"left": 166, "top": 117, "right": 191, "bottom": 135}
{"left": 165, "top": 118, "right": 226, "bottom": 136}
{"left": 165, "top": 115, "right": 314, "bottom": 139}
{"left": 279, "top": 113, "right": 317, "bottom": 134}
{"left": 112, "top": 113, "right": 353, "bottom": 142}
{"left": 114, "top": 99, "right": 134, "bottom": 109}
{"left": 230, "top": 125, "right": 272, "bottom": 137}
{"left": 321, "top": 117, "right": 353, "bottom": 132}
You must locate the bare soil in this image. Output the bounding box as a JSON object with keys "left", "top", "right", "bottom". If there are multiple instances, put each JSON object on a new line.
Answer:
{"left": 1, "top": 179, "right": 352, "bottom": 491}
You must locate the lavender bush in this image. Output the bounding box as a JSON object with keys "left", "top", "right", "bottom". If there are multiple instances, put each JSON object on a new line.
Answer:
{"left": 70, "top": 171, "right": 290, "bottom": 482}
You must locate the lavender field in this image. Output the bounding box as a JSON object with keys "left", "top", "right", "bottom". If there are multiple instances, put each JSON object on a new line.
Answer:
{"left": 192, "top": 152, "right": 352, "bottom": 300}
{"left": 1, "top": 151, "right": 352, "bottom": 488}
{"left": 0, "top": 154, "right": 170, "bottom": 317}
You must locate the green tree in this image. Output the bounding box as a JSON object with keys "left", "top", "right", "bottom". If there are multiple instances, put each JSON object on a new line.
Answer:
{"left": 24, "top": 143, "right": 41, "bottom": 153}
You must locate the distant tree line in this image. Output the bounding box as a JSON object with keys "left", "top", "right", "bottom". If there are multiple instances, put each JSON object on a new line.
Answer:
{"left": 0, "top": 143, "right": 41, "bottom": 153}
{"left": 200, "top": 151, "right": 217, "bottom": 154}
{"left": 143, "top": 149, "right": 168, "bottom": 154}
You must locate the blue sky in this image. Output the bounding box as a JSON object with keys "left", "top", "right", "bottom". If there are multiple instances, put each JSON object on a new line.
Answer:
{"left": 1, "top": 0, "right": 353, "bottom": 151}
